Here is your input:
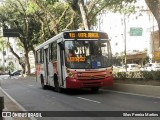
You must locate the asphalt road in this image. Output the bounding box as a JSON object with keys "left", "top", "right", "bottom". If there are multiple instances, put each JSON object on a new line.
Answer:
{"left": 0, "top": 75, "right": 160, "bottom": 120}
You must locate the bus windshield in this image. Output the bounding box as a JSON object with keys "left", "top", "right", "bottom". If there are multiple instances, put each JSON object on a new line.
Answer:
{"left": 65, "top": 40, "right": 112, "bottom": 69}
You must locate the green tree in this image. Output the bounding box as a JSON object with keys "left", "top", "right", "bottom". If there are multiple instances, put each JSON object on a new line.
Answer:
{"left": 31, "top": 0, "right": 80, "bottom": 39}
{"left": 7, "top": 61, "right": 14, "bottom": 71}
{"left": 0, "top": 0, "right": 41, "bottom": 74}
{"left": 0, "top": 0, "right": 80, "bottom": 74}
{"left": 67, "top": 0, "right": 136, "bottom": 30}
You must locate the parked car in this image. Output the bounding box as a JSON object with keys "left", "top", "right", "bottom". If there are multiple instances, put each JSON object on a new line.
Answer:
{"left": 119, "top": 64, "right": 140, "bottom": 72}
{"left": 11, "top": 70, "right": 22, "bottom": 76}
{"left": 141, "top": 63, "right": 160, "bottom": 71}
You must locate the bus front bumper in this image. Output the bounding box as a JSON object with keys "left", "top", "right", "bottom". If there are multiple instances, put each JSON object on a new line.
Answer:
{"left": 66, "top": 76, "right": 113, "bottom": 89}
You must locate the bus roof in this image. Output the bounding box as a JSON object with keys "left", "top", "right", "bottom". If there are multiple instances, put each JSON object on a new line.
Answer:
{"left": 35, "top": 32, "right": 63, "bottom": 51}
{"left": 35, "top": 30, "right": 108, "bottom": 51}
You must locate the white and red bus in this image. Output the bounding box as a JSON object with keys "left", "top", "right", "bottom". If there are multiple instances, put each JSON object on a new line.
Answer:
{"left": 35, "top": 30, "right": 113, "bottom": 92}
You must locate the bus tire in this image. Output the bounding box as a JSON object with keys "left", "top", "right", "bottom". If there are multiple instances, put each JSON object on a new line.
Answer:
{"left": 41, "top": 75, "right": 47, "bottom": 89}
{"left": 54, "top": 74, "right": 62, "bottom": 93}
{"left": 91, "top": 87, "right": 99, "bottom": 92}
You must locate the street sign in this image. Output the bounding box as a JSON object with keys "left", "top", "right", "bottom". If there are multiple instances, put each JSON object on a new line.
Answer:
{"left": 3, "top": 29, "right": 20, "bottom": 37}
{"left": 154, "top": 51, "right": 160, "bottom": 60}
{"left": 130, "top": 27, "right": 143, "bottom": 36}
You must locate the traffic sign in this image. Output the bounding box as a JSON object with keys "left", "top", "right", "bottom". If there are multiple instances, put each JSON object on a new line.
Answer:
{"left": 3, "top": 29, "right": 20, "bottom": 37}
{"left": 130, "top": 27, "right": 143, "bottom": 36}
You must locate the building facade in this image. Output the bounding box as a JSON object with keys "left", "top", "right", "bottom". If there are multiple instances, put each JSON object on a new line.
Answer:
{"left": 95, "top": 0, "right": 158, "bottom": 65}
{"left": 0, "top": 37, "right": 35, "bottom": 72}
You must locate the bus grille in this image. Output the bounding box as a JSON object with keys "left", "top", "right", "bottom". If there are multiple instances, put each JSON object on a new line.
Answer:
{"left": 77, "top": 71, "right": 106, "bottom": 80}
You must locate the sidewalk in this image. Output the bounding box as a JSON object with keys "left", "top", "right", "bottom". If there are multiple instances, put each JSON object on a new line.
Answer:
{"left": 0, "top": 87, "right": 31, "bottom": 120}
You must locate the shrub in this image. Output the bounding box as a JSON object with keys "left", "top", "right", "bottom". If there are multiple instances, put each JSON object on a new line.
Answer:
{"left": 141, "top": 71, "right": 153, "bottom": 80}
{"left": 113, "top": 71, "right": 160, "bottom": 81}
{"left": 151, "top": 71, "right": 160, "bottom": 80}
{"left": 116, "top": 72, "right": 126, "bottom": 80}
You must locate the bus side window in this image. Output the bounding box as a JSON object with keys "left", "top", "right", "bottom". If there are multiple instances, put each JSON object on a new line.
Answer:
{"left": 49, "top": 43, "right": 52, "bottom": 61}
{"left": 40, "top": 49, "right": 44, "bottom": 63}
{"left": 36, "top": 50, "right": 41, "bottom": 63}
{"left": 36, "top": 51, "right": 38, "bottom": 63}
{"left": 49, "top": 42, "right": 57, "bottom": 61}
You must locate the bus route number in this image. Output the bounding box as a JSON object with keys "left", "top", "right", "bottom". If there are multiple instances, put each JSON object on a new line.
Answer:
{"left": 69, "top": 33, "right": 75, "bottom": 38}
{"left": 67, "top": 57, "right": 86, "bottom": 62}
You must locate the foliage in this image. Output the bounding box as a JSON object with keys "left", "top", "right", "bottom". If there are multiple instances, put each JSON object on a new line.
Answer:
{"left": 112, "top": 57, "right": 121, "bottom": 66}
{"left": 66, "top": 0, "right": 136, "bottom": 30}
{"left": 113, "top": 52, "right": 125, "bottom": 65}
{"left": 141, "top": 71, "right": 160, "bottom": 80}
{"left": 143, "top": 56, "right": 149, "bottom": 65}
{"left": 0, "top": 66, "right": 3, "bottom": 71}
{"left": 114, "top": 71, "right": 160, "bottom": 81}
{"left": 115, "top": 72, "right": 126, "bottom": 80}
{"left": 0, "top": 0, "right": 76, "bottom": 74}
{"left": 0, "top": 0, "right": 43, "bottom": 74}
{"left": 7, "top": 61, "right": 15, "bottom": 71}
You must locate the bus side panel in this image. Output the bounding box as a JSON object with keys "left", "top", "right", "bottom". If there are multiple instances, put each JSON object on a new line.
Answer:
{"left": 48, "top": 61, "right": 54, "bottom": 87}
{"left": 36, "top": 63, "right": 46, "bottom": 84}
{"left": 47, "top": 61, "right": 59, "bottom": 87}
{"left": 36, "top": 63, "right": 41, "bottom": 82}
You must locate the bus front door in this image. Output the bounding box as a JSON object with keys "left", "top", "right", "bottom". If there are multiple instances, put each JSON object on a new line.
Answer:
{"left": 57, "top": 42, "right": 64, "bottom": 88}
{"left": 44, "top": 47, "right": 49, "bottom": 85}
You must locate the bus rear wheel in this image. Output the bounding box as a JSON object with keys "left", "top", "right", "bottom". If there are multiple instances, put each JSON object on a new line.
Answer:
{"left": 91, "top": 87, "right": 99, "bottom": 92}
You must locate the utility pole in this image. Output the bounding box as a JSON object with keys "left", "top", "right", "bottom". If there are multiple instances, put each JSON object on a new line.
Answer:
{"left": 123, "top": 13, "right": 127, "bottom": 72}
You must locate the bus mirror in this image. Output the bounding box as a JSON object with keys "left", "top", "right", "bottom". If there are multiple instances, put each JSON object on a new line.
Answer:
{"left": 59, "top": 42, "right": 65, "bottom": 50}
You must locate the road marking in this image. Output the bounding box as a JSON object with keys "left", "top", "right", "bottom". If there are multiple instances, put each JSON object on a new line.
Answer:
{"left": 77, "top": 97, "right": 101, "bottom": 103}
{"left": 103, "top": 89, "right": 160, "bottom": 99}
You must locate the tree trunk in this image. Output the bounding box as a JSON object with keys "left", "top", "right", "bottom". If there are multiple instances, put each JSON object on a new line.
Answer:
{"left": 145, "top": 0, "right": 160, "bottom": 46}
{"left": 78, "top": 0, "right": 89, "bottom": 30}
{"left": 7, "top": 40, "right": 24, "bottom": 73}
{"left": 25, "top": 52, "right": 30, "bottom": 74}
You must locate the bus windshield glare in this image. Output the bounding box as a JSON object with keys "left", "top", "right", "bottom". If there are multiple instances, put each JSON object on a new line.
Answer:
{"left": 65, "top": 40, "right": 112, "bottom": 69}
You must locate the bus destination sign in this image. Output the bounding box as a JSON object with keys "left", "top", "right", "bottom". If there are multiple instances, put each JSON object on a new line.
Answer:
{"left": 64, "top": 31, "right": 108, "bottom": 39}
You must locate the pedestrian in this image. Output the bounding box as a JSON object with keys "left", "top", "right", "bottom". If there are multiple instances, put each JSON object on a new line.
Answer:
{"left": 8, "top": 70, "right": 11, "bottom": 79}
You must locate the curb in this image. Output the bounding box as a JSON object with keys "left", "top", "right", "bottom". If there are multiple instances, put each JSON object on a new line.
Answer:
{"left": 0, "top": 87, "right": 37, "bottom": 120}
